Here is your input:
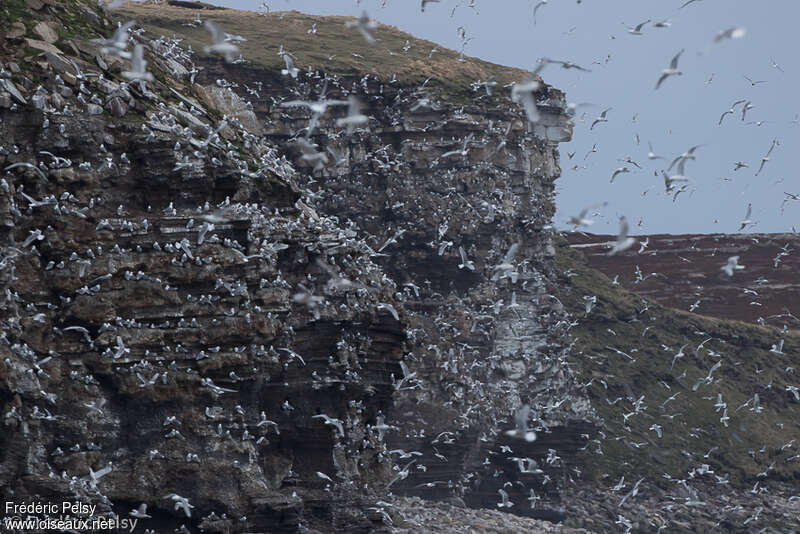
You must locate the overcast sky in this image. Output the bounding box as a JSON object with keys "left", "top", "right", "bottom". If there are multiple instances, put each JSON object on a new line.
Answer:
{"left": 206, "top": 0, "right": 799, "bottom": 235}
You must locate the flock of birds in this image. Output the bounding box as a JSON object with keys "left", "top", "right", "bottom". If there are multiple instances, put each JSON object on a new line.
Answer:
{"left": 514, "top": 6, "right": 795, "bottom": 238}
{"left": 1, "top": 0, "right": 797, "bottom": 531}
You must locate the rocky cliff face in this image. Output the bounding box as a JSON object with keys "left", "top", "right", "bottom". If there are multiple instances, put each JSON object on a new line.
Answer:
{"left": 182, "top": 15, "right": 595, "bottom": 523}
{"left": 0, "top": 1, "right": 592, "bottom": 532}
{"left": 1, "top": 3, "right": 410, "bottom": 533}
{"left": 3, "top": 2, "right": 798, "bottom": 533}
{"left": 263, "top": 70, "right": 593, "bottom": 520}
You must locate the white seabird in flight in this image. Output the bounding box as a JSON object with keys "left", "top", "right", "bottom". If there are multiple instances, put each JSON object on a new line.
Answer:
{"left": 458, "top": 246, "right": 475, "bottom": 271}
{"left": 93, "top": 19, "right": 135, "bottom": 58}
{"left": 497, "top": 488, "right": 514, "bottom": 508}
{"left": 121, "top": 44, "right": 153, "bottom": 82}
{"left": 721, "top": 256, "right": 745, "bottom": 276}
{"left": 655, "top": 49, "right": 685, "bottom": 90}
{"left": 163, "top": 494, "right": 194, "bottom": 518}
{"left": 738, "top": 203, "right": 755, "bottom": 231}
{"left": 203, "top": 21, "right": 239, "bottom": 62}
{"left": 610, "top": 167, "right": 629, "bottom": 183}
{"left": 754, "top": 139, "right": 778, "bottom": 176}
{"left": 714, "top": 27, "right": 747, "bottom": 43}
{"left": 280, "top": 52, "right": 299, "bottom": 79}
{"left": 662, "top": 171, "right": 689, "bottom": 193}
{"left": 491, "top": 243, "right": 520, "bottom": 281}
{"left": 335, "top": 95, "right": 369, "bottom": 134}
{"left": 719, "top": 99, "right": 747, "bottom": 125}
{"left": 566, "top": 202, "right": 606, "bottom": 228}
{"left": 129, "top": 503, "right": 151, "bottom": 519}
{"left": 345, "top": 12, "right": 378, "bottom": 44}
{"left": 591, "top": 107, "right": 612, "bottom": 130}
{"left": 441, "top": 134, "right": 473, "bottom": 159}
{"left": 511, "top": 74, "right": 542, "bottom": 125}
{"left": 608, "top": 217, "right": 637, "bottom": 256}
{"left": 668, "top": 144, "right": 703, "bottom": 175}
{"left": 626, "top": 20, "right": 650, "bottom": 36}
{"left": 312, "top": 414, "right": 345, "bottom": 438}
{"left": 504, "top": 404, "right": 537, "bottom": 442}
{"left": 647, "top": 141, "right": 665, "bottom": 160}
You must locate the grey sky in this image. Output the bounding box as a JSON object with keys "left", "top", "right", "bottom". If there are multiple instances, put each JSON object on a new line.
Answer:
{"left": 206, "top": 0, "right": 799, "bottom": 235}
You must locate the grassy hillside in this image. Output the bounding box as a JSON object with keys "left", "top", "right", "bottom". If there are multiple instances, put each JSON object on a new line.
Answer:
{"left": 115, "top": 2, "right": 533, "bottom": 97}
{"left": 554, "top": 237, "right": 800, "bottom": 488}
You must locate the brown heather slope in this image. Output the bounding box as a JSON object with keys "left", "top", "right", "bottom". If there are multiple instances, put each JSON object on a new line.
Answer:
{"left": 565, "top": 232, "right": 800, "bottom": 329}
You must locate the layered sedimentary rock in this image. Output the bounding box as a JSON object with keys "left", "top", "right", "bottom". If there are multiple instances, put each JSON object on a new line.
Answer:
{"left": 1, "top": 3, "right": 407, "bottom": 533}
{"left": 192, "top": 54, "right": 594, "bottom": 520}
{"left": 116, "top": 1, "right": 597, "bottom": 521}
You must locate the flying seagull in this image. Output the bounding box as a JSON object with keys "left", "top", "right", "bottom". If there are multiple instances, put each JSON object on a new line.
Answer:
{"left": 610, "top": 167, "right": 630, "bottom": 183}
{"left": 121, "top": 44, "right": 153, "bottom": 82}
{"left": 441, "top": 134, "right": 474, "bottom": 159}
{"left": 721, "top": 256, "right": 745, "bottom": 276}
{"left": 719, "top": 99, "right": 746, "bottom": 125}
{"left": 566, "top": 202, "right": 606, "bottom": 228}
{"left": 740, "top": 100, "right": 754, "bottom": 121}
{"left": 743, "top": 75, "right": 767, "bottom": 86}
{"left": 656, "top": 49, "right": 684, "bottom": 89}
{"left": 532, "top": 1, "right": 548, "bottom": 24}
{"left": 668, "top": 144, "right": 703, "bottom": 175}
{"left": 129, "top": 504, "right": 151, "bottom": 519}
{"left": 541, "top": 57, "right": 591, "bottom": 72}
{"left": 754, "top": 139, "right": 778, "bottom": 176}
{"left": 312, "top": 414, "right": 345, "bottom": 438}
{"left": 714, "top": 27, "right": 747, "bottom": 43}
{"left": 662, "top": 171, "right": 689, "bottom": 193}
{"left": 497, "top": 488, "right": 514, "bottom": 508}
{"left": 591, "top": 107, "right": 612, "bottom": 130}
{"left": 163, "top": 494, "right": 194, "bottom": 518}
{"left": 4, "top": 162, "right": 48, "bottom": 180}
{"left": 93, "top": 19, "right": 135, "bottom": 58}
{"left": 203, "top": 21, "right": 239, "bottom": 62}
{"left": 626, "top": 20, "right": 650, "bottom": 36}
{"left": 511, "top": 75, "right": 541, "bottom": 125}
{"left": 458, "top": 246, "right": 475, "bottom": 271}
{"left": 376, "top": 302, "right": 400, "bottom": 321}
{"left": 609, "top": 217, "right": 637, "bottom": 255}
{"left": 491, "top": 242, "right": 520, "bottom": 281}
{"left": 280, "top": 53, "right": 299, "bottom": 79}
{"left": 345, "top": 12, "right": 378, "bottom": 44}
{"left": 281, "top": 87, "right": 348, "bottom": 137}
{"left": 293, "top": 138, "right": 328, "bottom": 170}
{"left": 738, "top": 203, "right": 755, "bottom": 231}
{"left": 335, "top": 95, "right": 369, "bottom": 134}
{"left": 504, "top": 404, "right": 537, "bottom": 442}
{"left": 647, "top": 141, "right": 665, "bottom": 160}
